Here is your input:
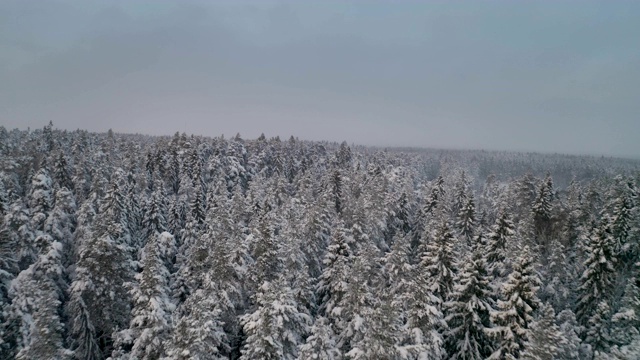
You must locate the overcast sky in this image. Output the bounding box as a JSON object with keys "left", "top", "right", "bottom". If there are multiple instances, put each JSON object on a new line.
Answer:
{"left": 1, "top": 1, "right": 639, "bottom": 157}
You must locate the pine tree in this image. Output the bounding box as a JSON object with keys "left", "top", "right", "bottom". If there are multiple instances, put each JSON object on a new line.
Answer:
{"left": 113, "top": 232, "right": 175, "bottom": 360}
{"left": 424, "top": 175, "right": 446, "bottom": 216}
{"left": 240, "top": 279, "right": 310, "bottom": 360}
{"left": 29, "top": 168, "right": 54, "bottom": 232}
{"left": 576, "top": 217, "right": 617, "bottom": 327}
{"left": 532, "top": 173, "right": 554, "bottom": 236}
{"left": 486, "top": 211, "right": 515, "bottom": 278}
{"left": 299, "top": 317, "right": 342, "bottom": 360}
{"left": 608, "top": 176, "right": 637, "bottom": 267}
{"left": 8, "top": 242, "right": 71, "bottom": 359}
{"left": 317, "top": 222, "right": 352, "bottom": 321}
{"left": 555, "top": 310, "right": 583, "bottom": 360}
{"left": 142, "top": 185, "right": 168, "bottom": 244}
{"left": 334, "top": 244, "right": 377, "bottom": 355}
{"left": 68, "top": 177, "right": 133, "bottom": 357}
{"left": 489, "top": 247, "right": 542, "bottom": 359}
{"left": 445, "top": 249, "right": 495, "bottom": 360}
{"left": 164, "top": 273, "right": 229, "bottom": 360}
{"left": 345, "top": 297, "right": 402, "bottom": 360}
{"left": 53, "top": 151, "right": 73, "bottom": 190}
{"left": 457, "top": 193, "right": 476, "bottom": 247}
{"left": 44, "top": 187, "right": 76, "bottom": 267}
{"left": 586, "top": 301, "right": 613, "bottom": 355}
{"left": 4, "top": 200, "right": 37, "bottom": 272}
{"left": 67, "top": 295, "right": 101, "bottom": 360}
{"left": 421, "top": 219, "right": 457, "bottom": 310}
{"left": 611, "top": 274, "right": 640, "bottom": 347}
{"left": 521, "top": 304, "right": 565, "bottom": 360}
{"left": 386, "top": 233, "right": 444, "bottom": 359}
{"left": 250, "top": 210, "right": 282, "bottom": 287}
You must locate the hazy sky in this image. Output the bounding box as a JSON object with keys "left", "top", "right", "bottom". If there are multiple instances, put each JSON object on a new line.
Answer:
{"left": 1, "top": 1, "right": 639, "bottom": 157}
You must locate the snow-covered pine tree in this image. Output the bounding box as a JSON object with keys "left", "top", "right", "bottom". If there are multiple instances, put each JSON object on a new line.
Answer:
{"left": 299, "top": 317, "right": 342, "bottom": 360}
{"left": 381, "top": 232, "right": 444, "bottom": 359}
{"left": 489, "top": 246, "right": 542, "bottom": 360}
{"left": 7, "top": 242, "right": 71, "bottom": 360}
{"left": 586, "top": 300, "right": 614, "bottom": 356}
{"left": 68, "top": 176, "right": 133, "bottom": 357}
{"left": 44, "top": 187, "right": 76, "bottom": 267}
{"left": 240, "top": 278, "right": 310, "bottom": 360}
{"left": 112, "top": 232, "right": 175, "bottom": 360}
{"left": 576, "top": 217, "right": 617, "bottom": 328}
{"left": 424, "top": 175, "right": 446, "bottom": 216}
{"left": 610, "top": 270, "right": 640, "bottom": 347}
{"left": 317, "top": 221, "right": 352, "bottom": 322}
{"left": 521, "top": 303, "right": 565, "bottom": 360}
{"left": 164, "top": 272, "right": 229, "bottom": 360}
{"left": 457, "top": 193, "right": 476, "bottom": 248}
{"left": 345, "top": 295, "right": 402, "bottom": 360}
{"left": 444, "top": 248, "right": 495, "bottom": 360}
{"left": 532, "top": 173, "right": 554, "bottom": 237}
{"left": 28, "top": 168, "right": 54, "bottom": 232}
{"left": 485, "top": 210, "right": 515, "bottom": 279}
{"left": 53, "top": 150, "right": 73, "bottom": 190}
{"left": 608, "top": 175, "right": 637, "bottom": 269}
{"left": 142, "top": 184, "right": 168, "bottom": 245}
{"left": 555, "top": 309, "right": 584, "bottom": 360}
{"left": 420, "top": 218, "right": 457, "bottom": 311}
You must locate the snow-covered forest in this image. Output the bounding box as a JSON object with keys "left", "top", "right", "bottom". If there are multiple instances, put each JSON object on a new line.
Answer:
{"left": 1, "top": 122, "right": 639, "bottom": 360}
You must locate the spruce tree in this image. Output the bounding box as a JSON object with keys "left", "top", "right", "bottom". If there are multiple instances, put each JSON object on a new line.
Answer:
{"left": 489, "top": 247, "right": 541, "bottom": 359}
{"left": 576, "top": 217, "right": 617, "bottom": 327}
{"left": 164, "top": 273, "right": 229, "bottom": 360}
{"left": 486, "top": 211, "right": 515, "bottom": 278}
{"left": 445, "top": 249, "right": 495, "bottom": 360}
{"left": 8, "top": 242, "right": 71, "bottom": 359}
{"left": 421, "top": 219, "right": 457, "bottom": 310}
{"left": 299, "top": 317, "right": 341, "bottom": 360}
{"left": 457, "top": 193, "right": 476, "bottom": 247}
{"left": 521, "top": 303, "right": 565, "bottom": 360}
{"left": 113, "top": 232, "right": 175, "bottom": 360}
{"left": 240, "top": 279, "right": 310, "bottom": 360}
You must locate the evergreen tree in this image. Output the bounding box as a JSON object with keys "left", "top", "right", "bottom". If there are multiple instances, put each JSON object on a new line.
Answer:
{"left": 164, "top": 272, "right": 229, "bottom": 360}
{"left": 586, "top": 301, "right": 613, "bottom": 355}
{"left": 424, "top": 175, "right": 446, "bottom": 216}
{"left": 345, "top": 297, "right": 402, "bottom": 360}
{"left": 611, "top": 273, "right": 640, "bottom": 347}
{"left": 53, "top": 151, "right": 73, "bottom": 190}
{"left": 532, "top": 173, "right": 554, "bottom": 236}
{"left": 4, "top": 201, "right": 37, "bottom": 271}
{"left": 240, "top": 279, "right": 310, "bottom": 360}
{"left": 113, "top": 232, "right": 175, "bottom": 360}
{"left": 521, "top": 304, "right": 565, "bottom": 360}
{"left": 486, "top": 211, "right": 515, "bottom": 278}
{"left": 555, "top": 309, "right": 583, "bottom": 360}
{"left": 142, "top": 185, "right": 168, "bottom": 244}
{"left": 386, "top": 233, "right": 445, "bottom": 359}
{"left": 7, "top": 242, "right": 71, "bottom": 359}
{"left": 457, "top": 193, "right": 476, "bottom": 247}
{"left": 29, "top": 168, "right": 54, "bottom": 232}
{"left": 68, "top": 177, "right": 133, "bottom": 357}
{"left": 576, "top": 217, "right": 617, "bottom": 327}
{"left": 421, "top": 219, "right": 457, "bottom": 311}
{"left": 317, "top": 222, "right": 353, "bottom": 321}
{"left": 445, "top": 247, "right": 495, "bottom": 360}
{"left": 299, "top": 317, "right": 341, "bottom": 360}
{"left": 489, "top": 247, "right": 541, "bottom": 359}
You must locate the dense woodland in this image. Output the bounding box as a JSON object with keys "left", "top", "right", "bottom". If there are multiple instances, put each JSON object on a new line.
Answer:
{"left": 0, "top": 122, "right": 639, "bottom": 359}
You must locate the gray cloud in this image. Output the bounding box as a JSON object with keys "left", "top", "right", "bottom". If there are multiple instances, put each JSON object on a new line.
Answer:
{"left": 1, "top": 1, "right": 639, "bottom": 157}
